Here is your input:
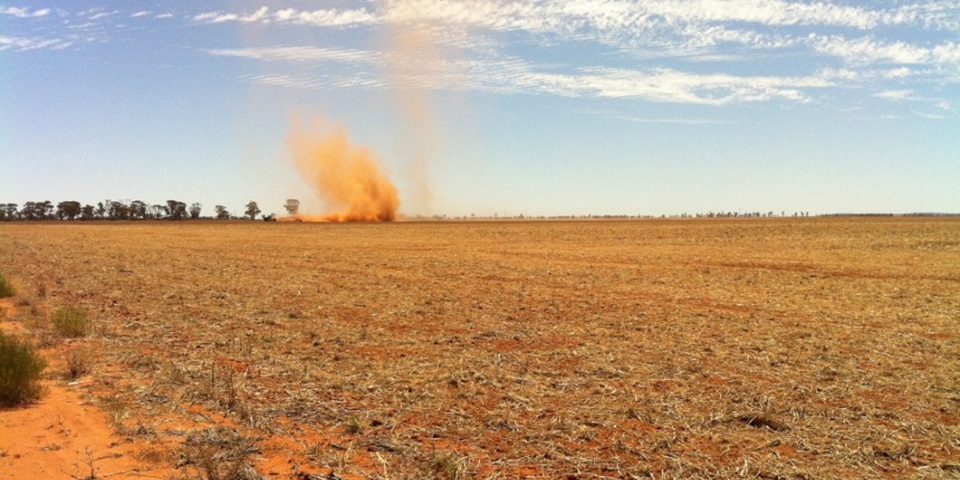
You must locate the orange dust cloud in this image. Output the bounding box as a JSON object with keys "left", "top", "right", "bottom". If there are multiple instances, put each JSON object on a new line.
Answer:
{"left": 381, "top": 1, "right": 453, "bottom": 213}
{"left": 287, "top": 119, "right": 399, "bottom": 222}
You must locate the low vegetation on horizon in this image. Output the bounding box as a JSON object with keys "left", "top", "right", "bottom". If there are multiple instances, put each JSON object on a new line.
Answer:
{"left": 0, "top": 198, "right": 296, "bottom": 222}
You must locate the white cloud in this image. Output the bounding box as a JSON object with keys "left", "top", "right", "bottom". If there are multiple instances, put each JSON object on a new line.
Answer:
{"left": 184, "top": 2, "right": 960, "bottom": 76}
{"left": 196, "top": 1, "right": 958, "bottom": 35}
{"left": 913, "top": 110, "right": 948, "bottom": 119}
{"left": 245, "top": 73, "right": 321, "bottom": 89}
{"left": 811, "top": 35, "right": 958, "bottom": 66}
{"left": 195, "top": 6, "right": 300, "bottom": 25}
{"left": 211, "top": 44, "right": 839, "bottom": 106}
{"left": 194, "top": 12, "right": 238, "bottom": 24}
{"left": 874, "top": 89, "right": 913, "bottom": 100}
{"left": 596, "top": 113, "right": 733, "bottom": 125}
{"left": 0, "top": 6, "right": 28, "bottom": 17}
{"left": 207, "top": 46, "right": 380, "bottom": 65}
{"left": 373, "top": 0, "right": 952, "bottom": 33}
{"left": 1, "top": 6, "right": 50, "bottom": 18}
{"left": 560, "top": 66, "right": 829, "bottom": 105}
{"left": 191, "top": 1, "right": 959, "bottom": 113}
{"left": 86, "top": 10, "right": 119, "bottom": 21}
{"left": 274, "top": 7, "right": 377, "bottom": 27}
{"left": 5, "top": 1, "right": 955, "bottom": 112}
{"left": 0, "top": 34, "right": 69, "bottom": 51}
{"left": 606, "top": 0, "right": 878, "bottom": 29}
{"left": 195, "top": 7, "right": 378, "bottom": 27}
{"left": 246, "top": 73, "right": 386, "bottom": 90}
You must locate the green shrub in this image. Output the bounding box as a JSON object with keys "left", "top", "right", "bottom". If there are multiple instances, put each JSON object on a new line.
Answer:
{"left": 51, "top": 307, "right": 91, "bottom": 338}
{"left": 0, "top": 274, "right": 14, "bottom": 298}
{"left": 0, "top": 331, "right": 47, "bottom": 407}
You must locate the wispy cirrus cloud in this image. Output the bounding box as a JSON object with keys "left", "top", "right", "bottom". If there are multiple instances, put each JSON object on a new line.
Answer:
{"left": 0, "top": 34, "right": 71, "bottom": 51}
{"left": 273, "top": 7, "right": 377, "bottom": 26}
{"left": 812, "top": 35, "right": 960, "bottom": 66}
{"left": 210, "top": 45, "right": 840, "bottom": 106}
{"left": 191, "top": 1, "right": 958, "bottom": 32}
{"left": 190, "top": 2, "right": 959, "bottom": 84}
{"left": 245, "top": 72, "right": 386, "bottom": 90}
{"left": 4, "top": 1, "right": 957, "bottom": 114}
{"left": 1, "top": 6, "right": 51, "bottom": 18}
{"left": 3, "top": 5, "right": 144, "bottom": 50}
{"left": 590, "top": 112, "right": 733, "bottom": 125}
{"left": 194, "top": 6, "right": 377, "bottom": 27}
{"left": 874, "top": 89, "right": 913, "bottom": 100}
{"left": 207, "top": 46, "right": 380, "bottom": 64}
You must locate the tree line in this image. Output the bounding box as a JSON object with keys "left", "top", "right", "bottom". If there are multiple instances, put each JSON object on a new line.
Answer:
{"left": 0, "top": 199, "right": 303, "bottom": 222}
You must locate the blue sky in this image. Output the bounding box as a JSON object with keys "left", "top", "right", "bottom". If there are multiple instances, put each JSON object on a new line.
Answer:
{"left": 2, "top": 1, "right": 958, "bottom": 217}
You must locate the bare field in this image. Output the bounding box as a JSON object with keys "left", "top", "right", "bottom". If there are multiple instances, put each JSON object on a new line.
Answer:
{"left": 1, "top": 218, "right": 959, "bottom": 479}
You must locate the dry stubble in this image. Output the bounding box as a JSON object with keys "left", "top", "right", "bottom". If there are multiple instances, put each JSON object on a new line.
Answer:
{"left": 1, "top": 218, "right": 958, "bottom": 479}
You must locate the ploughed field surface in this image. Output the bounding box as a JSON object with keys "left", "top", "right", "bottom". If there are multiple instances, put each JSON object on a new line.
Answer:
{"left": 2, "top": 218, "right": 958, "bottom": 479}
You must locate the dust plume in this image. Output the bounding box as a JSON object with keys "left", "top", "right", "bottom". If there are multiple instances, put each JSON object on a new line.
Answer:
{"left": 287, "top": 119, "right": 399, "bottom": 222}
{"left": 381, "top": 0, "right": 458, "bottom": 214}
{"left": 282, "top": 1, "right": 465, "bottom": 219}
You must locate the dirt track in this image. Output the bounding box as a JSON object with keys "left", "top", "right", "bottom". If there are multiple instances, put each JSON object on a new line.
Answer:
{"left": 1, "top": 218, "right": 958, "bottom": 479}
{"left": 0, "top": 298, "right": 176, "bottom": 479}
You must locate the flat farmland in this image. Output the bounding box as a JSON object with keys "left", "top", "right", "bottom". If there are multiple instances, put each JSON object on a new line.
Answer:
{"left": 1, "top": 218, "right": 958, "bottom": 479}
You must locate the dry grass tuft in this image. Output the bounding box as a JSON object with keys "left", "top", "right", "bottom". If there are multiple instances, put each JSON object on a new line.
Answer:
{"left": 0, "top": 273, "right": 14, "bottom": 298}
{"left": 734, "top": 413, "right": 790, "bottom": 432}
{"left": 423, "top": 451, "right": 467, "bottom": 480}
{"left": 64, "top": 347, "right": 93, "bottom": 380}
{"left": 50, "top": 307, "right": 91, "bottom": 338}
{"left": 181, "top": 427, "right": 264, "bottom": 480}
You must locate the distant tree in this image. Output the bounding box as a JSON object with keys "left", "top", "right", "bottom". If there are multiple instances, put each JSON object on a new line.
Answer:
{"left": 40, "top": 201, "right": 54, "bottom": 219}
{"left": 215, "top": 205, "right": 230, "bottom": 220}
{"left": 167, "top": 200, "right": 187, "bottom": 220}
{"left": 96, "top": 202, "right": 106, "bottom": 219}
{"left": 107, "top": 200, "right": 129, "bottom": 220}
{"left": 1, "top": 203, "right": 18, "bottom": 221}
{"left": 129, "top": 200, "right": 148, "bottom": 219}
{"left": 20, "top": 202, "right": 39, "bottom": 220}
{"left": 244, "top": 201, "right": 261, "bottom": 220}
{"left": 80, "top": 205, "right": 95, "bottom": 220}
{"left": 189, "top": 202, "right": 202, "bottom": 219}
{"left": 151, "top": 204, "right": 168, "bottom": 219}
{"left": 21, "top": 201, "right": 52, "bottom": 220}
{"left": 284, "top": 199, "right": 300, "bottom": 216}
{"left": 56, "top": 201, "right": 82, "bottom": 220}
